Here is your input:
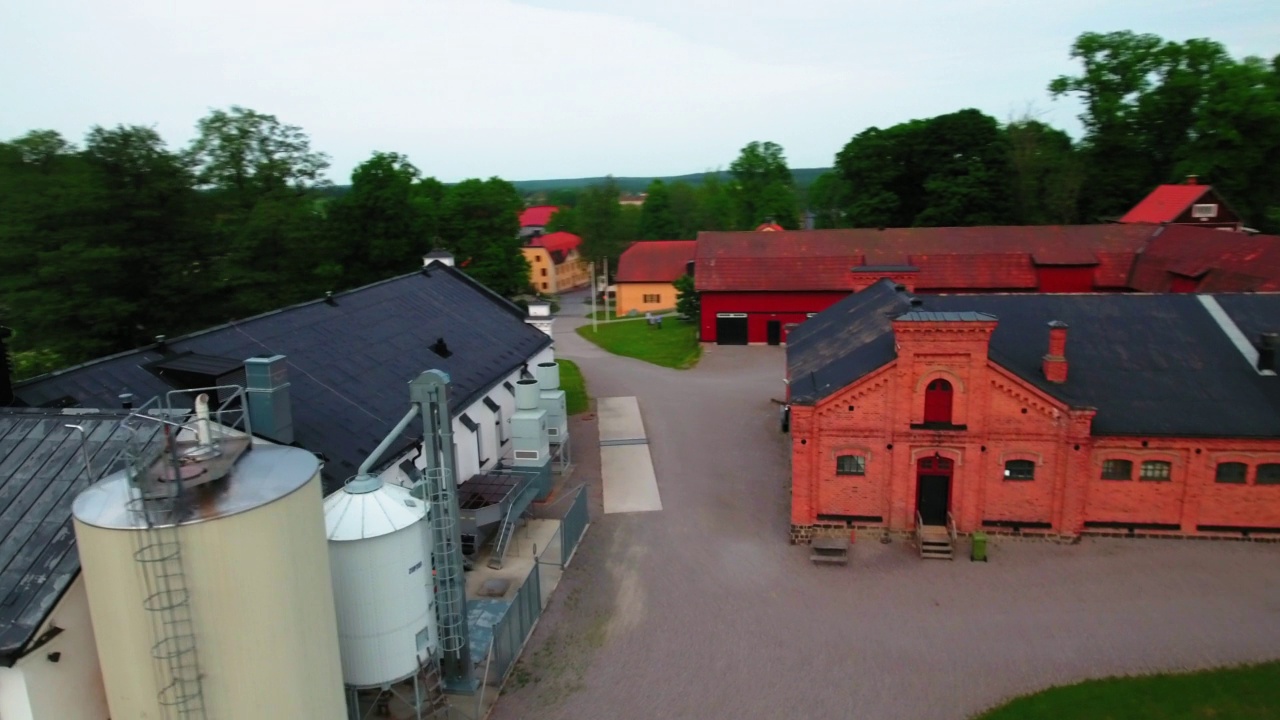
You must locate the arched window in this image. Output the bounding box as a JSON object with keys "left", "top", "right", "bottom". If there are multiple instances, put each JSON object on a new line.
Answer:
{"left": 1004, "top": 460, "right": 1036, "bottom": 481}
{"left": 1215, "top": 462, "right": 1247, "bottom": 484}
{"left": 836, "top": 455, "right": 866, "bottom": 476}
{"left": 1139, "top": 460, "right": 1172, "bottom": 481}
{"left": 923, "top": 379, "right": 953, "bottom": 424}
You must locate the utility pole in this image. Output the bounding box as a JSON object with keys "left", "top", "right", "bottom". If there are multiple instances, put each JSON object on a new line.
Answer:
{"left": 590, "top": 261, "right": 598, "bottom": 333}
{"left": 603, "top": 256, "right": 610, "bottom": 320}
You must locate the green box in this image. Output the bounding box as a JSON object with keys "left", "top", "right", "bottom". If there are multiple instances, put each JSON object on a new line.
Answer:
{"left": 970, "top": 532, "right": 988, "bottom": 562}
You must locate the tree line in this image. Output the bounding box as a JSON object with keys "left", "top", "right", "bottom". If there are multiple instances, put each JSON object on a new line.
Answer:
{"left": 0, "top": 107, "right": 530, "bottom": 378}
{"left": 556, "top": 31, "right": 1279, "bottom": 241}
{"left": 3, "top": 30, "right": 1276, "bottom": 379}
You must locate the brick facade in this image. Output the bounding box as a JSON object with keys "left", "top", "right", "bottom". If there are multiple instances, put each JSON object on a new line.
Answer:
{"left": 789, "top": 317, "right": 1280, "bottom": 543}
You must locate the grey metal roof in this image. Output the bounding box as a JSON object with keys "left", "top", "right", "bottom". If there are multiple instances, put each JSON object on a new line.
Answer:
{"left": 788, "top": 280, "right": 1280, "bottom": 437}
{"left": 894, "top": 311, "right": 998, "bottom": 323}
{"left": 14, "top": 265, "right": 552, "bottom": 492}
{"left": 0, "top": 409, "right": 162, "bottom": 664}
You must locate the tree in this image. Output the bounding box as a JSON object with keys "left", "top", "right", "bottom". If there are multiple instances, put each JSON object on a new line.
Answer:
{"left": 673, "top": 272, "right": 699, "bottom": 321}
{"left": 186, "top": 106, "right": 331, "bottom": 205}
{"left": 729, "top": 141, "right": 798, "bottom": 228}
{"left": 666, "top": 181, "right": 701, "bottom": 238}
{"left": 834, "top": 109, "right": 1014, "bottom": 227}
{"left": 438, "top": 177, "right": 529, "bottom": 296}
{"left": 695, "top": 173, "right": 734, "bottom": 232}
{"left": 806, "top": 171, "right": 853, "bottom": 229}
{"left": 639, "top": 179, "right": 680, "bottom": 239}
{"left": 574, "top": 177, "right": 627, "bottom": 269}
{"left": 1047, "top": 31, "right": 1280, "bottom": 225}
{"left": 327, "top": 152, "right": 434, "bottom": 282}
{"left": 1005, "top": 118, "right": 1083, "bottom": 224}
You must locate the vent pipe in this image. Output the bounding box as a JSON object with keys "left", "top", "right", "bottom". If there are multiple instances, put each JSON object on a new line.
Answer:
{"left": 1043, "top": 321, "right": 1069, "bottom": 384}
{"left": 1259, "top": 333, "right": 1278, "bottom": 373}
{"left": 245, "top": 355, "right": 294, "bottom": 444}
{"left": 0, "top": 326, "right": 13, "bottom": 406}
{"left": 535, "top": 362, "right": 560, "bottom": 391}
{"left": 515, "top": 378, "right": 540, "bottom": 410}
{"left": 422, "top": 250, "right": 455, "bottom": 268}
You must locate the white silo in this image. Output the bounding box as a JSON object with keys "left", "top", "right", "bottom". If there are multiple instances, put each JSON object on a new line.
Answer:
{"left": 71, "top": 428, "right": 346, "bottom": 720}
{"left": 323, "top": 476, "right": 438, "bottom": 689}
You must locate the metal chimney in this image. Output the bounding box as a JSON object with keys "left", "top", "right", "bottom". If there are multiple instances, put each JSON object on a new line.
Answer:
{"left": 245, "top": 355, "right": 294, "bottom": 444}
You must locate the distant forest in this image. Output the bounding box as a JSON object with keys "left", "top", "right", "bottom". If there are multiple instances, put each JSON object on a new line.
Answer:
{"left": 2, "top": 30, "right": 1278, "bottom": 382}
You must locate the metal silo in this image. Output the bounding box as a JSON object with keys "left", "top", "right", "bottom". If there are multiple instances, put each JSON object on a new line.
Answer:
{"left": 71, "top": 392, "right": 345, "bottom": 720}
{"left": 324, "top": 477, "right": 441, "bottom": 706}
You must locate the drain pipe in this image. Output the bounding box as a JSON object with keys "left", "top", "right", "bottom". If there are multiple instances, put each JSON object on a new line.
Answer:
{"left": 346, "top": 405, "right": 420, "bottom": 494}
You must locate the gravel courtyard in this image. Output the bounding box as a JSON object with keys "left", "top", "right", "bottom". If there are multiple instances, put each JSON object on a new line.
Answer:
{"left": 490, "top": 305, "right": 1280, "bottom": 720}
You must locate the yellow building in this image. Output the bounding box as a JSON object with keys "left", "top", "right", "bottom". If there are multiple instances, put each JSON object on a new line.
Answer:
{"left": 523, "top": 232, "right": 590, "bottom": 294}
{"left": 614, "top": 240, "right": 697, "bottom": 316}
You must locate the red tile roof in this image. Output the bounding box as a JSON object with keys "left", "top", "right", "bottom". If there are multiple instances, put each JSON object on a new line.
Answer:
{"left": 694, "top": 226, "right": 1156, "bottom": 292}
{"left": 527, "top": 231, "right": 581, "bottom": 257}
{"left": 1129, "top": 225, "right": 1280, "bottom": 292}
{"left": 1119, "top": 184, "right": 1210, "bottom": 224}
{"left": 520, "top": 205, "right": 560, "bottom": 227}
{"left": 616, "top": 240, "right": 697, "bottom": 283}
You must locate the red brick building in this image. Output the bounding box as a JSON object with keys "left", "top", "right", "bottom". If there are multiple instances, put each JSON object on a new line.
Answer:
{"left": 693, "top": 220, "right": 1280, "bottom": 345}
{"left": 786, "top": 280, "right": 1280, "bottom": 544}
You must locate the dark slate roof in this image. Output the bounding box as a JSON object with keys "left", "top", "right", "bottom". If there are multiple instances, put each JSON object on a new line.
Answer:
{"left": 0, "top": 409, "right": 162, "bottom": 664}
{"left": 786, "top": 280, "right": 912, "bottom": 402}
{"left": 788, "top": 281, "right": 1280, "bottom": 437}
{"left": 13, "top": 265, "right": 552, "bottom": 492}
{"left": 895, "top": 311, "right": 997, "bottom": 323}
{"left": 1214, "top": 294, "right": 1280, "bottom": 348}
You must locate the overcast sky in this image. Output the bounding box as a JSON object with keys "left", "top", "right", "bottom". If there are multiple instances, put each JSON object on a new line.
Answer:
{"left": 2, "top": 1, "right": 1277, "bottom": 183}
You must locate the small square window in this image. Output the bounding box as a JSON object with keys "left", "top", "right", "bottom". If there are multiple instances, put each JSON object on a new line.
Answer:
{"left": 541, "top": 268, "right": 548, "bottom": 277}
{"left": 1215, "top": 462, "right": 1247, "bottom": 484}
{"left": 1139, "top": 460, "right": 1172, "bottom": 481}
{"left": 836, "top": 455, "right": 866, "bottom": 476}
{"left": 1191, "top": 203, "right": 1219, "bottom": 218}
{"left": 1101, "top": 459, "right": 1132, "bottom": 480}
{"left": 1257, "top": 464, "right": 1280, "bottom": 486}
{"left": 1003, "top": 460, "right": 1035, "bottom": 480}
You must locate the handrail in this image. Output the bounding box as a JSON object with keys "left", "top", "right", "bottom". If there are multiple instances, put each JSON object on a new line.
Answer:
{"left": 915, "top": 510, "right": 924, "bottom": 550}
{"left": 946, "top": 511, "right": 958, "bottom": 544}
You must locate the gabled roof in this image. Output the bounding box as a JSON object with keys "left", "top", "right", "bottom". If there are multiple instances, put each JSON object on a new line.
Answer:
{"left": 527, "top": 231, "right": 582, "bottom": 260}
{"left": 0, "top": 409, "right": 163, "bottom": 665}
{"left": 616, "top": 240, "right": 697, "bottom": 283}
{"left": 788, "top": 281, "right": 1280, "bottom": 437}
{"left": 14, "top": 265, "right": 552, "bottom": 493}
{"left": 519, "top": 205, "right": 559, "bottom": 227}
{"left": 1129, "top": 225, "right": 1280, "bottom": 292}
{"left": 695, "top": 225, "right": 1156, "bottom": 292}
{"left": 1119, "top": 183, "right": 1211, "bottom": 224}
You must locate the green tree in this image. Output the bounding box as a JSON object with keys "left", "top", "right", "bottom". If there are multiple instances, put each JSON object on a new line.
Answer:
{"left": 673, "top": 272, "right": 699, "bottom": 321}
{"left": 575, "top": 177, "right": 626, "bottom": 268}
{"left": 666, "top": 181, "right": 701, "bottom": 238}
{"left": 1006, "top": 119, "right": 1083, "bottom": 224}
{"left": 806, "top": 171, "right": 852, "bottom": 229}
{"left": 695, "top": 173, "right": 734, "bottom": 231}
{"left": 835, "top": 109, "right": 1014, "bottom": 227}
{"left": 639, "top": 179, "right": 680, "bottom": 239}
{"left": 438, "top": 177, "right": 529, "bottom": 296}
{"left": 186, "top": 106, "right": 331, "bottom": 205}
{"left": 327, "top": 152, "right": 434, "bottom": 282}
{"left": 729, "top": 141, "right": 798, "bottom": 228}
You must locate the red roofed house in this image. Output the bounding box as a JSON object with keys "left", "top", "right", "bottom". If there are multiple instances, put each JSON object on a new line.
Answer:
{"left": 694, "top": 219, "right": 1280, "bottom": 345}
{"left": 1119, "top": 175, "right": 1244, "bottom": 231}
{"left": 614, "top": 240, "right": 697, "bottom": 316}
{"left": 523, "top": 231, "right": 589, "bottom": 294}
{"left": 519, "top": 205, "right": 560, "bottom": 240}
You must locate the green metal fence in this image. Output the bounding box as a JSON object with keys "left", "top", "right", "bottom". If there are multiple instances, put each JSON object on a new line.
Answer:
{"left": 560, "top": 486, "right": 589, "bottom": 567}
{"left": 488, "top": 563, "right": 542, "bottom": 683}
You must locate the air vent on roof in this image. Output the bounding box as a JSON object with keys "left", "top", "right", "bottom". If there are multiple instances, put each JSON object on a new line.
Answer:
{"left": 430, "top": 338, "right": 452, "bottom": 359}
{"left": 1191, "top": 203, "right": 1218, "bottom": 219}
{"left": 909, "top": 298, "right": 923, "bottom": 307}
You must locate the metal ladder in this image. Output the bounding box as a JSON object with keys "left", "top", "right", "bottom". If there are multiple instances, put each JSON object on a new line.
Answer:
{"left": 131, "top": 496, "right": 207, "bottom": 719}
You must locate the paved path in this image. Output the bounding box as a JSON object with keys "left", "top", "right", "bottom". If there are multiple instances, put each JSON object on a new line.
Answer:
{"left": 493, "top": 312, "right": 1280, "bottom": 720}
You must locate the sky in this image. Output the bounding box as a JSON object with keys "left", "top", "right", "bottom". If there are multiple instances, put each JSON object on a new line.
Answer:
{"left": 2, "top": 0, "right": 1277, "bottom": 184}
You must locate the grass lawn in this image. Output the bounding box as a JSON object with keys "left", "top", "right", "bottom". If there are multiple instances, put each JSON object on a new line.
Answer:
{"left": 575, "top": 317, "right": 701, "bottom": 369}
{"left": 973, "top": 662, "right": 1280, "bottom": 720}
{"left": 557, "top": 359, "right": 589, "bottom": 415}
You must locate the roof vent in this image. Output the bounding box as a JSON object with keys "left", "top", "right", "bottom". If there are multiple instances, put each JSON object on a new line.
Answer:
{"left": 1185, "top": 174, "right": 1199, "bottom": 185}
{"left": 909, "top": 298, "right": 923, "bottom": 307}
{"left": 430, "top": 338, "right": 452, "bottom": 359}
{"left": 154, "top": 334, "right": 167, "bottom": 352}
{"left": 324, "top": 291, "right": 336, "bottom": 305}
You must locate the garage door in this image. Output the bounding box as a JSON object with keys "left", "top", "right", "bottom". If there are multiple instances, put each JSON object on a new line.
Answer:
{"left": 716, "top": 313, "right": 748, "bottom": 345}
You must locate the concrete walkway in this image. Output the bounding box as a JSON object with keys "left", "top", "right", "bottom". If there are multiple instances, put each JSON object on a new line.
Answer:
{"left": 492, "top": 303, "right": 1280, "bottom": 720}
{"left": 596, "top": 396, "right": 662, "bottom": 515}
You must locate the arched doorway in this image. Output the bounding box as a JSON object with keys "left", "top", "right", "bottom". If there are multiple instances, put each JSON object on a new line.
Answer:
{"left": 923, "top": 379, "right": 953, "bottom": 424}
{"left": 915, "top": 455, "right": 953, "bottom": 526}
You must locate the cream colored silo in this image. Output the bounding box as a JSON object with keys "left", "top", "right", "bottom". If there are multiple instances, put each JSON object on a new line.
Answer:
{"left": 72, "top": 445, "right": 346, "bottom": 720}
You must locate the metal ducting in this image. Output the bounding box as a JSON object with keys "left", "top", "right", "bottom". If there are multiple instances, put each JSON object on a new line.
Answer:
{"left": 514, "top": 378, "right": 540, "bottom": 410}
{"left": 535, "top": 362, "right": 560, "bottom": 391}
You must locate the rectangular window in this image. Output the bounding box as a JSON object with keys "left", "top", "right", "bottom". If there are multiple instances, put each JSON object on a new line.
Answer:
{"left": 1190, "top": 203, "right": 1219, "bottom": 218}
{"left": 1215, "top": 462, "right": 1247, "bottom": 484}
{"left": 515, "top": 450, "right": 540, "bottom": 460}
{"left": 642, "top": 293, "right": 661, "bottom": 303}
{"left": 1003, "top": 460, "right": 1035, "bottom": 480}
{"left": 1257, "top": 464, "right": 1280, "bottom": 486}
{"left": 1101, "top": 459, "right": 1132, "bottom": 480}
{"left": 540, "top": 268, "right": 548, "bottom": 277}
{"left": 835, "top": 455, "right": 866, "bottom": 476}
{"left": 541, "top": 282, "right": 549, "bottom": 290}
{"left": 1139, "top": 460, "right": 1172, "bottom": 481}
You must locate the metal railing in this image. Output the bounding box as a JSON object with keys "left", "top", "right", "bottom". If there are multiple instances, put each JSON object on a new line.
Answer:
{"left": 915, "top": 510, "right": 924, "bottom": 552}
{"left": 946, "top": 511, "right": 958, "bottom": 545}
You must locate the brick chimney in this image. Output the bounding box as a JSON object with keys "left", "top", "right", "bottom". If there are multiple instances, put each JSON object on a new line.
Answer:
{"left": 1042, "top": 321, "right": 1068, "bottom": 383}
{"left": 1185, "top": 174, "right": 1199, "bottom": 185}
